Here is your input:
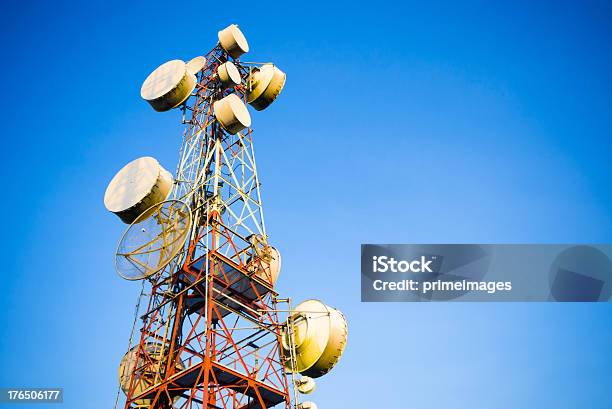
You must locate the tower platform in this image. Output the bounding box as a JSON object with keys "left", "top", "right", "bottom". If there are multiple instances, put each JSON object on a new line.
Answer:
{"left": 132, "top": 359, "right": 287, "bottom": 409}
{"left": 180, "top": 252, "right": 276, "bottom": 320}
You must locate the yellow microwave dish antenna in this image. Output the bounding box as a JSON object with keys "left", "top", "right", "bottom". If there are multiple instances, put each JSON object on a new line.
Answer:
{"left": 282, "top": 299, "right": 348, "bottom": 378}
{"left": 115, "top": 200, "right": 191, "bottom": 280}
{"left": 218, "top": 24, "right": 249, "bottom": 59}
{"left": 217, "top": 61, "right": 241, "bottom": 88}
{"left": 118, "top": 343, "right": 185, "bottom": 406}
{"left": 186, "top": 56, "right": 207, "bottom": 75}
{"left": 246, "top": 245, "right": 282, "bottom": 287}
{"left": 296, "top": 376, "right": 316, "bottom": 394}
{"left": 262, "top": 246, "right": 281, "bottom": 285}
{"left": 104, "top": 156, "right": 173, "bottom": 224}
{"left": 141, "top": 59, "right": 196, "bottom": 112}
{"left": 213, "top": 93, "right": 251, "bottom": 134}
{"left": 247, "top": 64, "right": 286, "bottom": 111}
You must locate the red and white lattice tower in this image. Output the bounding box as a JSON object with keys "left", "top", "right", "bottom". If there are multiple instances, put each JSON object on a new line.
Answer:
{"left": 108, "top": 24, "right": 346, "bottom": 409}
{"left": 114, "top": 28, "right": 293, "bottom": 409}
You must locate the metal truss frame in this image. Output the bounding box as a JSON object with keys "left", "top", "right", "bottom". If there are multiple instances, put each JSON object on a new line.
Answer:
{"left": 116, "top": 45, "right": 293, "bottom": 409}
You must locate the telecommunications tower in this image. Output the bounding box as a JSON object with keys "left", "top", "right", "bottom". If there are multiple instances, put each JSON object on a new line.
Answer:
{"left": 104, "top": 25, "right": 347, "bottom": 409}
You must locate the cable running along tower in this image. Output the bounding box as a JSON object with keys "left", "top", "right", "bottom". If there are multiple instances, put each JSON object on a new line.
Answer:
{"left": 104, "top": 25, "right": 347, "bottom": 409}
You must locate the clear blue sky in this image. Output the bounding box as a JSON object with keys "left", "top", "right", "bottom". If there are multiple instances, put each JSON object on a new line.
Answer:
{"left": 1, "top": 0, "right": 611, "bottom": 408}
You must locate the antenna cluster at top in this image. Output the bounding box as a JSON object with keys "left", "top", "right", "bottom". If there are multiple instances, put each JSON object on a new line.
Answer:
{"left": 139, "top": 24, "right": 286, "bottom": 134}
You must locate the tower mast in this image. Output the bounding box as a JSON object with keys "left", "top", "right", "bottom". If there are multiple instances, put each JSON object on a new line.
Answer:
{"left": 107, "top": 25, "right": 347, "bottom": 409}
{"left": 120, "top": 40, "right": 289, "bottom": 409}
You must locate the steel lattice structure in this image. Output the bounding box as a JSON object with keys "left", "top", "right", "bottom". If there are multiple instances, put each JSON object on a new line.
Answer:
{"left": 116, "top": 44, "right": 294, "bottom": 409}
